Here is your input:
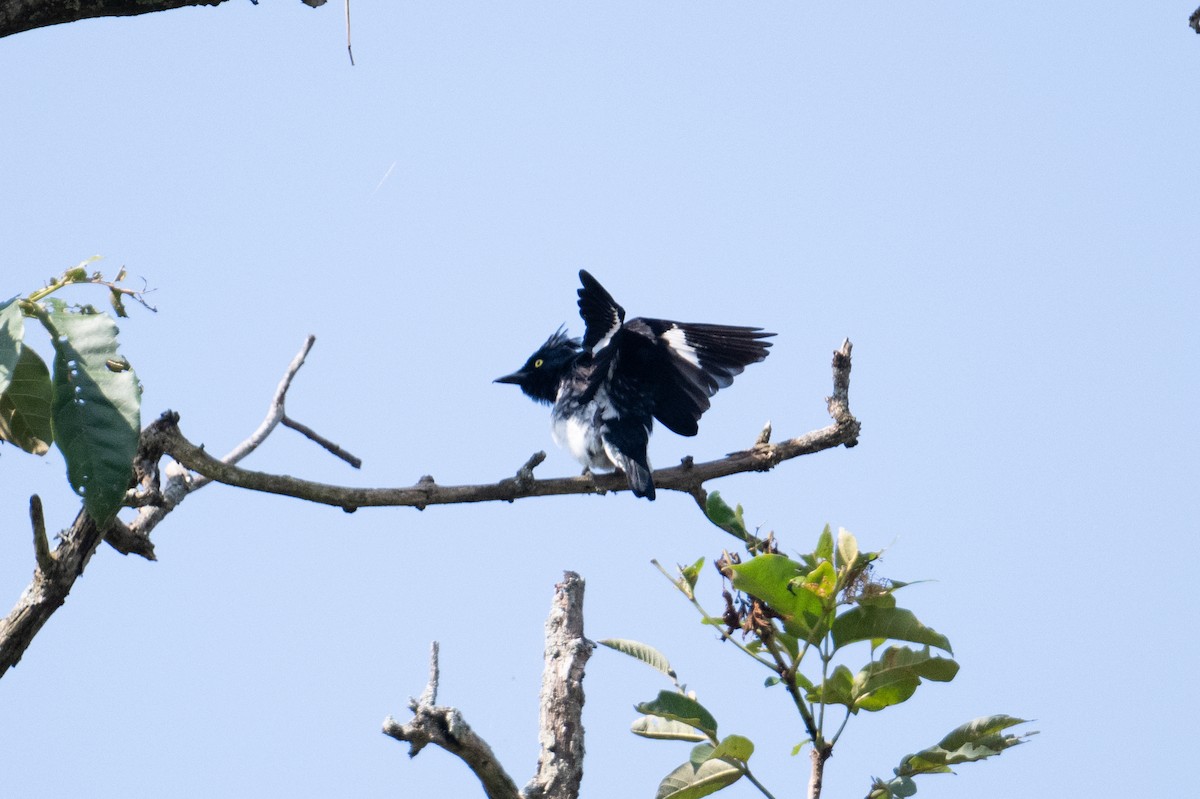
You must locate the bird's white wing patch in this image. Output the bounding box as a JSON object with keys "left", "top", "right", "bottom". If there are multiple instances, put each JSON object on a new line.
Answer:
{"left": 661, "top": 325, "right": 701, "bottom": 368}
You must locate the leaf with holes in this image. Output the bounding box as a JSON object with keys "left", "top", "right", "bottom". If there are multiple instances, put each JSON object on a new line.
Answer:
{"left": 43, "top": 303, "right": 140, "bottom": 525}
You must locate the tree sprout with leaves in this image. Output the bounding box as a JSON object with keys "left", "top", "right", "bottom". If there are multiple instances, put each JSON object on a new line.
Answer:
{"left": 602, "top": 493, "right": 1035, "bottom": 799}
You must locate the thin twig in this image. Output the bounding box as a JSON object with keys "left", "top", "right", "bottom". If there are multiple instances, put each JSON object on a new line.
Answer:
{"left": 282, "top": 415, "right": 362, "bottom": 468}
{"left": 383, "top": 643, "right": 522, "bottom": 799}
{"left": 30, "top": 496, "right": 52, "bottom": 573}
{"left": 192, "top": 335, "right": 317, "bottom": 489}
{"left": 418, "top": 641, "right": 439, "bottom": 707}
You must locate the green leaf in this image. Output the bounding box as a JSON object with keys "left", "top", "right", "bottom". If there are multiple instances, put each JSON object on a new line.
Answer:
{"left": 800, "top": 559, "right": 837, "bottom": 599}
{"left": 814, "top": 524, "right": 834, "bottom": 562}
{"left": 0, "top": 298, "right": 54, "bottom": 454}
{"left": 852, "top": 646, "right": 959, "bottom": 712}
{"left": 831, "top": 606, "right": 952, "bottom": 654}
{"left": 599, "top": 639, "right": 677, "bottom": 681}
{"left": 688, "top": 742, "right": 715, "bottom": 765}
{"left": 807, "top": 664, "right": 854, "bottom": 708}
{"left": 636, "top": 691, "right": 719, "bottom": 740}
{"left": 729, "top": 554, "right": 828, "bottom": 643}
{"left": 836, "top": 527, "right": 859, "bottom": 570}
{"left": 892, "top": 715, "right": 1036, "bottom": 782}
{"left": 928, "top": 715, "right": 1034, "bottom": 761}
{"left": 774, "top": 629, "right": 800, "bottom": 660}
{"left": 681, "top": 557, "right": 705, "bottom": 593}
{"left": 0, "top": 344, "right": 54, "bottom": 454}
{"left": 655, "top": 757, "right": 744, "bottom": 799}
{"left": 42, "top": 303, "right": 141, "bottom": 525}
{"left": 867, "top": 774, "right": 918, "bottom": 799}
{"left": 0, "top": 296, "right": 23, "bottom": 390}
{"left": 705, "top": 491, "right": 749, "bottom": 540}
{"left": 708, "top": 734, "right": 754, "bottom": 763}
{"left": 631, "top": 716, "right": 709, "bottom": 742}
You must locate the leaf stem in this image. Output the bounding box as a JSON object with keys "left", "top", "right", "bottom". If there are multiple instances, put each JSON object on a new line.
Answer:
{"left": 762, "top": 635, "right": 820, "bottom": 745}
{"left": 740, "top": 764, "right": 778, "bottom": 799}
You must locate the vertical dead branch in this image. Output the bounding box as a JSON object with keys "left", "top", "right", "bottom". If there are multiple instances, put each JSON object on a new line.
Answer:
{"left": 524, "top": 571, "right": 592, "bottom": 799}
{"left": 384, "top": 573, "right": 593, "bottom": 799}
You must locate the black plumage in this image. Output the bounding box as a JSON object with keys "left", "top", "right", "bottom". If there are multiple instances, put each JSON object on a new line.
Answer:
{"left": 496, "top": 271, "right": 773, "bottom": 500}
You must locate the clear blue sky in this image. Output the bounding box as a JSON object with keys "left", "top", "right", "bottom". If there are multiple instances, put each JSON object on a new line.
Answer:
{"left": 1, "top": 3, "right": 1196, "bottom": 797}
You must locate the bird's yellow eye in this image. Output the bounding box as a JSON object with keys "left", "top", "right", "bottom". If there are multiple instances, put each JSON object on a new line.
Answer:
{"left": 534, "top": 359, "right": 544, "bottom": 368}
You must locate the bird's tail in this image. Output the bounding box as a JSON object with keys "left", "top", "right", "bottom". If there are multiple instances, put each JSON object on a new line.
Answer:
{"left": 620, "top": 457, "right": 656, "bottom": 500}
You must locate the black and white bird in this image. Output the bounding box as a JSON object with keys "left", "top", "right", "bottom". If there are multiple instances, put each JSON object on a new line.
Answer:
{"left": 495, "top": 271, "right": 773, "bottom": 500}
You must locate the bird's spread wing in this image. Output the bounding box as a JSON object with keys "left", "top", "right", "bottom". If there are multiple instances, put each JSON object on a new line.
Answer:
{"left": 572, "top": 271, "right": 772, "bottom": 498}
{"left": 577, "top": 270, "right": 625, "bottom": 353}
{"left": 632, "top": 319, "right": 774, "bottom": 437}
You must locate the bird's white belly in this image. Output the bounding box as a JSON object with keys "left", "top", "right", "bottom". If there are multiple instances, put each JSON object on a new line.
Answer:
{"left": 552, "top": 398, "right": 616, "bottom": 472}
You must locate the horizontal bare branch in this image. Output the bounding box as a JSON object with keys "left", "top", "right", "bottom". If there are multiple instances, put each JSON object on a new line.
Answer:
{"left": 148, "top": 340, "right": 860, "bottom": 510}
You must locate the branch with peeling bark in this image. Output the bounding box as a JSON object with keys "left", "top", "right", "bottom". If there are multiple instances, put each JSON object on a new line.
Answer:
{"left": 383, "top": 573, "right": 591, "bottom": 799}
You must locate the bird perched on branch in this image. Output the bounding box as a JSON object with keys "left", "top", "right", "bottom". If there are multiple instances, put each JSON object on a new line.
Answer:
{"left": 495, "top": 271, "right": 773, "bottom": 500}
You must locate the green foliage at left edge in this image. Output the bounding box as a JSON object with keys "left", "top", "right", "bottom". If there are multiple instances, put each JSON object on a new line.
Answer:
{"left": 42, "top": 302, "right": 141, "bottom": 525}
{"left": 0, "top": 297, "right": 54, "bottom": 454}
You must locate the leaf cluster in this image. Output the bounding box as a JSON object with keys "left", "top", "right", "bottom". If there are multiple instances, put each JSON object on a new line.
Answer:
{"left": 600, "top": 493, "right": 1033, "bottom": 799}
{"left": 0, "top": 264, "right": 145, "bottom": 524}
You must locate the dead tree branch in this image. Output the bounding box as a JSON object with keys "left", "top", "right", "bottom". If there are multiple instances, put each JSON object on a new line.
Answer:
{"left": 383, "top": 573, "right": 592, "bottom": 799}
{"left": 0, "top": 0, "right": 325, "bottom": 39}
{"left": 0, "top": 506, "right": 102, "bottom": 675}
{"left": 524, "top": 572, "right": 591, "bottom": 799}
{"left": 383, "top": 643, "right": 522, "bottom": 799}
{"left": 0, "top": 335, "right": 343, "bottom": 678}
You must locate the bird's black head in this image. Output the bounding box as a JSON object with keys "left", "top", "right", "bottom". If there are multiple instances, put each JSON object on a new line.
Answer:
{"left": 495, "top": 327, "right": 581, "bottom": 404}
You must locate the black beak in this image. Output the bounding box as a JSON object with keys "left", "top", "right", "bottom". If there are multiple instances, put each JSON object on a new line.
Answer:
{"left": 494, "top": 370, "right": 526, "bottom": 385}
